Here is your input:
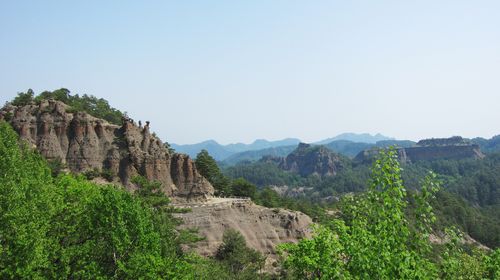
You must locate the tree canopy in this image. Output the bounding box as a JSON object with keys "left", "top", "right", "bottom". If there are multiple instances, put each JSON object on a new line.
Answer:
{"left": 279, "top": 148, "right": 500, "bottom": 279}
{"left": 10, "top": 88, "right": 124, "bottom": 125}
{"left": 0, "top": 121, "right": 190, "bottom": 279}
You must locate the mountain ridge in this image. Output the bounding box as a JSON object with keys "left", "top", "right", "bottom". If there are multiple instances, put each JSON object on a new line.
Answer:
{"left": 0, "top": 99, "right": 214, "bottom": 201}
{"left": 173, "top": 133, "right": 395, "bottom": 161}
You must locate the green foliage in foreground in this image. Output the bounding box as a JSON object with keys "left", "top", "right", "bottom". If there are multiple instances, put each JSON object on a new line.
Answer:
{"left": 279, "top": 149, "right": 500, "bottom": 279}
{"left": 0, "top": 121, "right": 191, "bottom": 279}
{"left": 0, "top": 121, "right": 268, "bottom": 279}
{"left": 224, "top": 152, "right": 500, "bottom": 249}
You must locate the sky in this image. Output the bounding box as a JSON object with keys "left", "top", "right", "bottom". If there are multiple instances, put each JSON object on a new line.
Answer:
{"left": 1, "top": 1, "right": 499, "bottom": 145}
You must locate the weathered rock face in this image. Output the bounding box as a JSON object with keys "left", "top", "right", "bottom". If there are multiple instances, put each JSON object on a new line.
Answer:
{"left": 0, "top": 100, "right": 214, "bottom": 201}
{"left": 174, "top": 198, "right": 312, "bottom": 265}
{"left": 401, "top": 145, "right": 484, "bottom": 162}
{"left": 263, "top": 143, "right": 346, "bottom": 177}
{"left": 355, "top": 136, "right": 485, "bottom": 163}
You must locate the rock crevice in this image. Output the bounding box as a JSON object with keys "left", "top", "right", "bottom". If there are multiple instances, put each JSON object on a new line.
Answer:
{"left": 1, "top": 100, "right": 214, "bottom": 201}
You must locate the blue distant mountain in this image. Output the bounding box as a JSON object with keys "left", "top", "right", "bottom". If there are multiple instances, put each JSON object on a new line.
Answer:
{"left": 315, "top": 133, "right": 394, "bottom": 145}
{"left": 171, "top": 138, "right": 301, "bottom": 161}
{"left": 171, "top": 133, "right": 397, "bottom": 162}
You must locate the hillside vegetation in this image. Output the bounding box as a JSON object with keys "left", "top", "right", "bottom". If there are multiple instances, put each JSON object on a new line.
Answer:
{"left": 2, "top": 91, "right": 499, "bottom": 279}
{"left": 0, "top": 121, "right": 267, "bottom": 279}
{"left": 224, "top": 144, "right": 500, "bottom": 249}
{"left": 10, "top": 88, "right": 124, "bottom": 125}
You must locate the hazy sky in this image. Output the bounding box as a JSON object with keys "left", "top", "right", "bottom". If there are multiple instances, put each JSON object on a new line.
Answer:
{"left": 1, "top": 1, "right": 499, "bottom": 144}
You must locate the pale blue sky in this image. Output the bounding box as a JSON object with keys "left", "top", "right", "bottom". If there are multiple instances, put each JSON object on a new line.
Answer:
{"left": 1, "top": 1, "right": 499, "bottom": 144}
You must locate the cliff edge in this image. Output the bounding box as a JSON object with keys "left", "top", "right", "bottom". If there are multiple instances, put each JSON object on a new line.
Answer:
{"left": 354, "top": 136, "right": 484, "bottom": 163}
{"left": 0, "top": 99, "right": 214, "bottom": 201}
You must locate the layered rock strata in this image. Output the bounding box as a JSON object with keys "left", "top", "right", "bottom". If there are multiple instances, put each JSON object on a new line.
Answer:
{"left": 0, "top": 100, "right": 214, "bottom": 201}
{"left": 173, "top": 198, "right": 312, "bottom": 265}
{"left": 354, "top": 137, "right": 484, "bottom": 163}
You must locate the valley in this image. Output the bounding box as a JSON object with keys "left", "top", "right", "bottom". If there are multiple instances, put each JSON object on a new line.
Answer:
{"left": 1, "top": 90, "right": 499, "bottom": 279}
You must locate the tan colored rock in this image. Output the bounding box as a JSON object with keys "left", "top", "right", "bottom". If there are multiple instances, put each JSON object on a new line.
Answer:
{"left": 1, "top": 100, "right": 214, "bottom": 201}
{"left": 174, "top": 198, "right": 312, "bottom": 265}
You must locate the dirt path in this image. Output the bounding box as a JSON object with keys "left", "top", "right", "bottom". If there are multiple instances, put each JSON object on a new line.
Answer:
{"left": 172, "top": 197, "right": 251, "bottom": 208}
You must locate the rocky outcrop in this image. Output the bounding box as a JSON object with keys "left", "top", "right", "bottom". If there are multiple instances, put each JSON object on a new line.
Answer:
{"left": 262, "top": 143, "right": 346, "bottom": 177}
{"left": 0, "top": 100, "right": 214, "bottom": 201}
{"left": 355, "top": 137, "right": 484, "bottom": 163}
{"left": 173, "top": 198, "right": 312, "bottom": 266}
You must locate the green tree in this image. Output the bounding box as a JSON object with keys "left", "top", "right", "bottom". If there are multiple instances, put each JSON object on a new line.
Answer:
{"left": 256, "top": 187, "right": 281, "bottom": 208}
{"left": 48, "top": 176, "right": 174, "bottom": 279}
{"left": 0, "top": 121, "right": 192, "bottom": 279}
{"left": 279, "top": 148, "right": 439, "bottom": 279}
{"left": 195, "top": 149, "right": 231, "bottom": 195}
{"left": 439, "top": 227, "right": 491, "bottom": 279}
{"left": 279, "top": 222, "right": 350, "bottom": 279}
{"left": 485, "top": 249, "right": 500, "bottom": 279}
{"left": 215, "top": 229, "right": 265, "bottom": 277}
{"left": 30, "top": 89, "right": 125, "bottom": 125}
{"left": 11, "top": 89, "right": 35, "bottom": 106}
{"left": 230, "top": 177, "right": 257, "bottom": 199}
{"left": 0, "top": 121, "right": 56, "bottom": 279}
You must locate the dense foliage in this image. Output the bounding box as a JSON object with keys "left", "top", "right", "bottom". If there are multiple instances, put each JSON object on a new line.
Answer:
{"left": 10, "top": 88, "right": 124, "bottom": 125}
{"left": 224, "top": 161, "right": 306, "bottom": 188}
{"left": 215, "top": 229, "right": 265, "bottom": 279}
{"left": 224, "top": 149, "right": 500, "bottom": 249}
{"left": 195, "top": 149, "right": 232, "bottom": 195}
{"left": 0, "top": 121, "right": 193, "bottom": 278}
{"left": 0, "top": 121, "right": 272, "bottom": 279}
{"left": 279, "top": 149, "right": 500, "bottom": 279}
{"left": 472, "top": 135, "right": 500, "bottom": 154}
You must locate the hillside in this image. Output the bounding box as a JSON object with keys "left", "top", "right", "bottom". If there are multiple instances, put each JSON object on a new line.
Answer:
{"left": 223, "top": 139, "right": 416, "bottom": 166}
{"left": 355, "top": 137, "right": 484, "bottom": 163}
{"left": 172, "top": 138, "right": 301, "bottom": 161}
{"left": 222, "top": 145, "right": 297, "bottom": 165}
{"left": 472, "top": 135, "right": 500, "bottom": 153}
{"left": 315, "top": 132, "right": 394, "bottom": 145}
{"left": 173, "top": 198, "right": 312, "bottom": 269}
{"left": 0, "top": 91, "right": 316, "bottom": 276}
{"left": 173, "top": 134, "right": 397, "bottom": 162}
{"left": 1, "top": 97, "right": 214, "bottom": 201}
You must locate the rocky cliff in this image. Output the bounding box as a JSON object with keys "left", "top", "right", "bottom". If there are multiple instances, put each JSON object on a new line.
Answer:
{"left": 173, "top": 198, "right": 312, "bottom": 267}
{"left": 262, "top": 143, "right": 346, "bottom": 177}
{"left": 0, "top": 100, "right": 214, "bottom": 201}
{"left": 355, "top": 137, "right": 484, "bottom": 163}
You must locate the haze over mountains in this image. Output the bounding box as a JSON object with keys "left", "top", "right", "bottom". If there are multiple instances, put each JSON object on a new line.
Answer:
{"left": 3, "top": 90, "right": 500, "bottom": 277}
{"left": 172, "top": 133, "right": 395, "bottom": 161}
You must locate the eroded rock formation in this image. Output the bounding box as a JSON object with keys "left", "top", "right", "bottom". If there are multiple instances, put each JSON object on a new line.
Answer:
{"left": 174, "top": 198, "right": 312, "bottom": 266}
{"left": 354, "top": 136, "right": 485, "bottom": 163}
{"left": 0, "top": 100, "right": 214, "bottom": 201}
{"left": 262, "top": 142, "right": 346, "bottom": 177}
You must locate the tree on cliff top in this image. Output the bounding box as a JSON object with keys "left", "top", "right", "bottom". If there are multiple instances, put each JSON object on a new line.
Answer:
{"left": 195, "top": 149, "right": 231, "bottom": 195}
{"left": 9, "top": 88, "right": 124, "bottom": 125}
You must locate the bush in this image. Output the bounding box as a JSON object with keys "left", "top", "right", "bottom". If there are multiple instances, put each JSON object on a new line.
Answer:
{"left": 101, "top": 168, "right": 115, "bottom": 182}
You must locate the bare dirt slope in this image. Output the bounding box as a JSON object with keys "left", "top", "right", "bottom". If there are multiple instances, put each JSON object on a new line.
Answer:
{"left": 173, "top": 198, "right": 313, "bottom": 264}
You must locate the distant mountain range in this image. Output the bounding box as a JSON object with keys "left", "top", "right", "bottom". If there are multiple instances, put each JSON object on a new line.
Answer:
{"left": 172, "top": 133, "right": 500, "bottom": 165}
{"left": 170, "top": 138, "right": 301, "bottom": 161}
{"left": 314, "top": 133, "right": 395, "bottom": 145}
{"left": 171, "top": 133, "right": 394, "bottom": 161}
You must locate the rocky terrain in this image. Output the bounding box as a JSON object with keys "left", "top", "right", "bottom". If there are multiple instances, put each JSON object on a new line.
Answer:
{"left": 355, "top": 136, "right": 484, "bottom": 163}
{"left": 262, "top": 142, "right": 346, "bottom": 177}
{"left": 173, "top": 197, "right": 312, "bottom": 266}
{"left": 0, "top": 100, "right": 214, "bottom": 201}
{"left": 1, "top": 99, "right": 315, "bottom": 264}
